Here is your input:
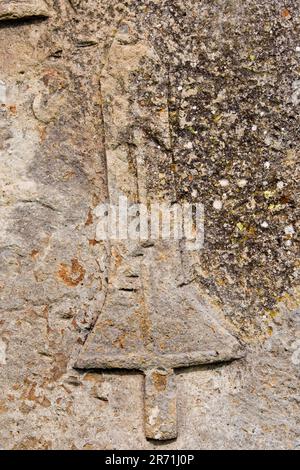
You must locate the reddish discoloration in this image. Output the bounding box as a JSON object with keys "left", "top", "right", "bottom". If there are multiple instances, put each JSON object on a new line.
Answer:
{"left": 152, "top": 371, "right": 167, "bottom": 392}
{"left": 0, "top": 400, "right": 8, "bottom": 414}
{"left": 50, "top": 353, "right": 68, "bottom": 381}
{"left": 42, "top": 68, "right": 67, "bottom": 91}
{"left": 20, "top": 381, "right": 52, "bottom": 409}
{"left": 30, "top": 249, "right": 39, "bottom": 260}
{"left": 63, "top": 171, "right": 76, "bottom": 180}
{"left": 57, "top": 259, "right": 85, "bottom": 287}
{"left": 89, "top": 239, "right": 99, "bottom": 246}
{"left": 38, "top": 125, "right": 47, "bottom": 142}
{"left": 13, "top": 437, "right": 52, "bottom": 450}
{"left": 8, "top": 104, "right": 17, "bottom": 114}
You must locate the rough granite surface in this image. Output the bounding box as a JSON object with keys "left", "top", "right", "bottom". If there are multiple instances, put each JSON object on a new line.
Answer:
{"left": 0, "top": 0, "right": 299, "bottom": 449}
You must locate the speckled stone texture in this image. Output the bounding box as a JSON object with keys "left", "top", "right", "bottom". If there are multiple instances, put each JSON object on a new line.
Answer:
{"left": 0, "top": 0, "right": 299, "bottom": 450}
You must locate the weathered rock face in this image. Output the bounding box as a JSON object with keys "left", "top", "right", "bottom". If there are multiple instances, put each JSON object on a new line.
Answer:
{"left": 0, "top": 0, "right": 299, "bottom": 450}
{"left": 0, "top": 1, "right": 51, "bottom": 22}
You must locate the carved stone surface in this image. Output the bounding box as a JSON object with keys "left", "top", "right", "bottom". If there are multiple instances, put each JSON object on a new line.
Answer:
{"left": 0, "top": 0, "right": 51, "bottom": 21}
{"left": 0, "top": 0, "right": 299, "bottom": 450}
{"left": 75, "top": 23, "right": 244, "bottom": 440}
{"left": 144, "top": 369, "right": 177, "bottom": 441}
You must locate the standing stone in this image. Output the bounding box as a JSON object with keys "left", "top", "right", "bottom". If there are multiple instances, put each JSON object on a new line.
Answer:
{"left": 0, "top": 0, "right": 299, "bottom": 451}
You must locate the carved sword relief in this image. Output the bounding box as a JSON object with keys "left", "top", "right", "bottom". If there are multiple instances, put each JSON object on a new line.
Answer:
{"left": 75, "top": 21, "right": 245, "bottom": 441}
{"left": 0, "top": 0, "right": 51, "bottom": 22}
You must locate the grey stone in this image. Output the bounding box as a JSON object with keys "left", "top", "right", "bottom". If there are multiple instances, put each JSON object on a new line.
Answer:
{"left": 144, "top": 369, "right": 177, "bottom": 441}
{"left": 0, "top": 1, "right": 51, "bottom": 21}
{"left": 75, "top": 24, "right": 244, "bottom": 440}
{"left": 0, "top": 0, "right": 299, "bottom": 450}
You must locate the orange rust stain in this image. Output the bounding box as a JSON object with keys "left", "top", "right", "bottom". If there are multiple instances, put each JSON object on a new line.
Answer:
{"left": 38, "top": 125, "right": 47, "bottom": 142}
{"left": 267, "top": 309, "right": 278, "bottom": 319}
{"left": 111, "top": 247, "right": 123, "bottom": 268}
{"left": 0, "top": 400, "right": 8, "bottom": 414}
{"left": 57, "top": 258, "right": 85, "bottom": 287}
{"left": 13, "top": 437, "right": 52, "bottom": 450}
{"left": 84, "top": 373, "right": 103, "bottom": 384}
{"left": 63, "top": 171, "right": 76, "bottom": 180}
{"left": 30, "top": 249, "right": 39, "bottom": 260}
{"left": 158, "top": 252, "right": 168, "bottom": 262}
{"left": 85, "top": 209, "right": 93, "bottom": 226}
{"left": 50, "top": 353, "right": 68, "bottom": 381}
{"left": 71, "top": 317, "right": 79, "bottom": 329}
{"left": 152, "top": 372, "right": 167, "bottom": 392}
{"left": 281, "top": 8, "right": 291, "bottom": 18}
{"left": 21, "top": 382, "right": 52, "bottom": 408}
{"left": 89, "top": 239, "right": 99, "bottom": 246}
{"left": 113, "top": 333, "right": 126, "bottom": 349}
{"left": 41, "top": 397, "right": 51, "bottom": 408}
{"left": 42, "top": 68, "right": 67, "bottom": 90}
